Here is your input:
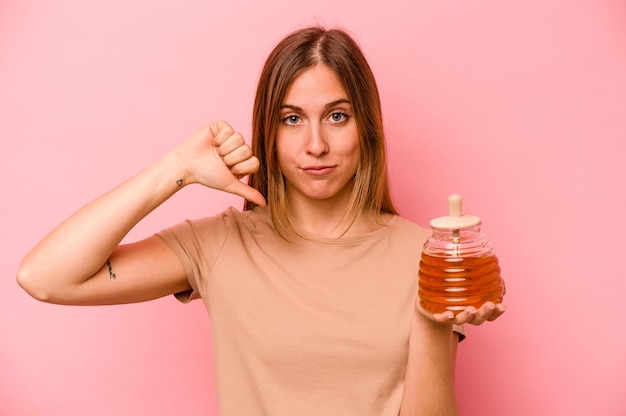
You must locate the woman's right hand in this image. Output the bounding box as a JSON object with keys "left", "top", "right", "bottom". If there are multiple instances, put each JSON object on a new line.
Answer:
{"left": 174, "top": 121, "right": 266, "bottom": 206}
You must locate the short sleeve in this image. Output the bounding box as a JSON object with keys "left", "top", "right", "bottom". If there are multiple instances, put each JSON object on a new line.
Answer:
{"left": 157, "top": 222, "right": 202, "bottom": 303}
{"left": 156, "top": 211, "right": 232, "bottom": 304}
{"left": 172, "top": 287, "right": 201, "bottom": 303}
{"left": 453, "top": 324, "right": 466, "bottom": 342}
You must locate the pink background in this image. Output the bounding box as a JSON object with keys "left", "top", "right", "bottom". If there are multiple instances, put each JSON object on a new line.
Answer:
{"left": 2, "top": 1, "right": 625, "bottom": 415}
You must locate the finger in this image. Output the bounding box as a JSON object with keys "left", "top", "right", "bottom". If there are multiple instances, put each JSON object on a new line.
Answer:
{"left": 487, "top": 303, "right": 507, "bottom": 321}
{"left": 466, "top": 302, "right": 496, "bottom": 325}
{"left": 452, "top": 306, "right": 477, "bottom": 325}
{"left": 210, "top": 122, "right": 235, "bottom": 146}
{"left": 230, "top": 156, "right": 260, "bottom": 177}
{"left": 430, "top": 310, "right": 455, "bottom": 323}
{"left": 216, "top": 132, "right": 246, "bottom": 156}
{"left": 222, "top": 180, "right": 266, "bottom": 207}
{"left": 479, "top": 301, "right": 496, "bottom": 318}
{"left": 222, "top": 145, "right": 253, "bottom": 167}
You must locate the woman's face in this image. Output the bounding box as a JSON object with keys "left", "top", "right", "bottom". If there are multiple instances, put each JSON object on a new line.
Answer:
{"left": 276, "top": 64, "right": 360, "bottom": 206}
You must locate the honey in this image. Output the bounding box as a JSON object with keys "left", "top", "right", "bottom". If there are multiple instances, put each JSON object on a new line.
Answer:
{"left": 418, "top": 253, "right": 503, "bottom": 314}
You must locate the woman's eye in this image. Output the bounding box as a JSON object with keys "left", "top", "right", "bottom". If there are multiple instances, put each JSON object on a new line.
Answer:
{"left": 329, "top": 112, "right": 348, "bottom": 123}
{"left": 283, "top": 115, "right": 301, "bottom": 125}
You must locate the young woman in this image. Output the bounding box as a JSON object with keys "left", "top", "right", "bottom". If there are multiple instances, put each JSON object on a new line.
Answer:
{"left": 17, "top": 26, "right": 505, "bottom": 415}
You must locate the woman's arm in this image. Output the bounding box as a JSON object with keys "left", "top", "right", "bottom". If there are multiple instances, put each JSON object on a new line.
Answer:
{"left": 400, "top": 300, "right": 506, "bottom": 414}
{"left": 17, "top": 121, "right": 265, "bottom": 305}
{"left": 400, "top": 308, "right": 458, "bottom": 416}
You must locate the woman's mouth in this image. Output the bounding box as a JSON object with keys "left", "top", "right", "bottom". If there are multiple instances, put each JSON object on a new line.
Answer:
{"left": 302, "top": 165, "right": 335, "bottom": 176}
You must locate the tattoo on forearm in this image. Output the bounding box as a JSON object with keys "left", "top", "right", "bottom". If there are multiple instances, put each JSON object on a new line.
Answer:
{"left": 176, "top": 179, "right": 183, "bottom": 187}
{"left": 106, "top": 260, "right": 116, "bottom": 279}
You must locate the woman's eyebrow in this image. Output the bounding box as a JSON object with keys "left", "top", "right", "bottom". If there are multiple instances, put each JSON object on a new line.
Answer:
{"left": 324, "top": 99, "right": 351, "bottom": 109}
{"left": 280, "top": 104, "right": 302, "bottom": 111}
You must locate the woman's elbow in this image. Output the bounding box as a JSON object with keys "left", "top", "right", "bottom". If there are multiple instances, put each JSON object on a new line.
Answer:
{"left": 16, "top": 261, "right": 58, "bottom": 303}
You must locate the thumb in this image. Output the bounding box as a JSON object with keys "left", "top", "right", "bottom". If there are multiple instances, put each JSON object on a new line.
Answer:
{"left": 223, "top": 180, "right": 267, "bottom": 207}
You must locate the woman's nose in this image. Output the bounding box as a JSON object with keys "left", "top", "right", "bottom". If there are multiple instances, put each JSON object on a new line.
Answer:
{"left": 306, "top": 124, "right": 329, "bottom": 156}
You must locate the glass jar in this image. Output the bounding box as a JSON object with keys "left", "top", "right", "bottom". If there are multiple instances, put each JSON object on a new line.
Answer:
{"left": 418, "top": 194, "right": 505, "bottom": 315}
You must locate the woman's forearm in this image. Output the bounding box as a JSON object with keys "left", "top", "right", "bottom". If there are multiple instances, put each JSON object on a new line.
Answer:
{"left": 400, "top": 312, "right": 458, "bottom": 416}
{"left": 16, "top": 150, "right": 185, "bottom": 300}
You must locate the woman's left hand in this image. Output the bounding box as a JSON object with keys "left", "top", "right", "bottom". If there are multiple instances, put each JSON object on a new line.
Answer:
{"left": 426, "top": 301, "right": 507, "bottom": 326}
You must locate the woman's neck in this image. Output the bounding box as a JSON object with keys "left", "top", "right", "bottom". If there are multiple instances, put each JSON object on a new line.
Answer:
{"left": 284, "top": 191, "right": 387, "bottom": 239}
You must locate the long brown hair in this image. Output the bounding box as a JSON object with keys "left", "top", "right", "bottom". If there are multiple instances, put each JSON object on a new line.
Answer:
{"left": 245, "top": 26, "right": 397, "bottom": 237}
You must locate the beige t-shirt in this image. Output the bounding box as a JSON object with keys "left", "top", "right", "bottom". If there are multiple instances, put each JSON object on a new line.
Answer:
{"left": 157, "top": 206, "right": 456, "bottom": 416}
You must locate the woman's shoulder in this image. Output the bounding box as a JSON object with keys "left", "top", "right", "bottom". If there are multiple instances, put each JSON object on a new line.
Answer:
{"left": 210, "top": 206, "right": 276, "bottom": 240}
{"left": 390, "top": 214, "right": 430, "bottom": 238}
{"left": 156, "top": 206, "right": 275, "bottom": 255}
